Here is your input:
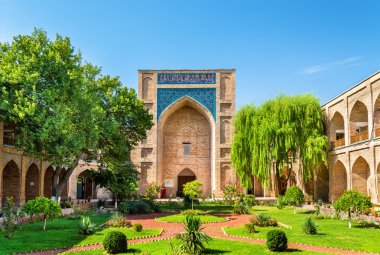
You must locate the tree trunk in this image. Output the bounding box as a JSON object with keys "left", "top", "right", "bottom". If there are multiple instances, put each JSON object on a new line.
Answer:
{"left": 192, "top": 200, "right": 194, "bottom": 210}
{"left": 43, "top": 219, "right": 47, "bottom": 231}
{"left": 114, "top": 195, "right": 118, "bottom": 209}
{"left": 348, "top": 211, "right": 352, "bottom": 228}
{"left": 52, "top": 158, "right": 81, "bottom": 200}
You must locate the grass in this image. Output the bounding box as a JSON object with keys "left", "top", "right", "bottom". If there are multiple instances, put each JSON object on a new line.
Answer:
{"left": 157, "top": 213, "right": 227, "bottom": 223}
{"left": 224, "top": 206, "right": 380, "bottom": 253}
{"left": 161, "top": 202, "right": 234, "bottom": 214}
{"left": 62, "top": 237, "right": 334, "bottom": 255}
{"left": 0, "top": 213, "right": 160, "bottom": 255}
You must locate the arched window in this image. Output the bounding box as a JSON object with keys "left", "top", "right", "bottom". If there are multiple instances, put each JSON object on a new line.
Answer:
{"left": 330, "top": 112, "right": 345, "bottom": 148}
{"left": 349, "top": 101, "right": 369, "bottom": 143}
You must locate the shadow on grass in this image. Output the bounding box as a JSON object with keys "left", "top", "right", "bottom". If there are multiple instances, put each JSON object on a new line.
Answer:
{"left": 127, "top": 248, "right": 142, "bottom": 253}
{"left": 298, "top": 210, "right": 316, "bottom": 215}
{"left": 205, "top": 248, "right": 229, "bottom": 254}
{"left": 285, "top": 248, "right": 303, "bottom": 253}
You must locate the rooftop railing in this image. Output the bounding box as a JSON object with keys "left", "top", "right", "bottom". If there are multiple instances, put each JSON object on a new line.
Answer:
{"left": 350, "top": 131, "right": 368, "bottom": 144}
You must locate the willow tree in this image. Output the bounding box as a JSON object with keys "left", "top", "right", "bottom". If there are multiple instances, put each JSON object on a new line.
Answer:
{"left": 231, "top": 94, "right": 328, "bottom": 194}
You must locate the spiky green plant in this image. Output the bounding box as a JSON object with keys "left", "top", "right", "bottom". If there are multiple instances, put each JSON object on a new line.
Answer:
{"left": 176, "top": 215, "right": 212, "bottom": 255}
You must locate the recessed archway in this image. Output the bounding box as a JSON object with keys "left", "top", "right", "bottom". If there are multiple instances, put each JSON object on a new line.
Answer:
{"left": 59, "top": 168, "right": 69, "bottom": 199}
{"left": 331, "top": 160, "right": 347, "bottom": 201}
{"left": 352, "top": 156, "right": 370, "bottom": 196}
{"left": 349, "top": 101, "right": 369, "bottom": 143}
{"left": 2, "top": 160, "right": 20, "bottom": 206}
{"left": 76, "top": 170, "right": 95, "bottom": 200}
{"left": 177, "top": 168, "right": 196, "bottom": 197}
{"left": 25, "top": 163, "right": 40, "bottom": 202}
{"left": 377, "top": 163, "right": 380, "bottom": 202}
{"left": 315, "top": 164, "right": 329, "bottom": 202}
{"left": 158, "top": 96, "right": 214, "bottom": 197}
{"left": 44, "top": 166, "right": 54, "bottom": 198}
{"left": 374, "top": 94, "right": 380, "bottom": 137}
{"left": 330, "top": 112, "right": 345, "bottom": 148}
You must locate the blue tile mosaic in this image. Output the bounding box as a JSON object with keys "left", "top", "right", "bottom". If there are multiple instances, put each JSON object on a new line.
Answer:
{"left": 157, "top": 72, "right": 216, "bottom": 84}
{"left": 157, "top": 88, "right": 216, "bottom": 121}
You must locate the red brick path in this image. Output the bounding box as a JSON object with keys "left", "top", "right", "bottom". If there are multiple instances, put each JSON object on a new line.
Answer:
{"left": 22, "top": 213, "right": 377, "bottom": 255}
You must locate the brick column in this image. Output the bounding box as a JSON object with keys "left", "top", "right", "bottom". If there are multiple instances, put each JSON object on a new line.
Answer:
{"left": 0, "top": 122, "right": 3, "bottom": 206}
{"left": 20, "top": 156, "right": 27, "bottom": 206}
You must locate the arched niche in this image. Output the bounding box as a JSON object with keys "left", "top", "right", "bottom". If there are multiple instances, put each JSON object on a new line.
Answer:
{"left": 2, "top": 160, "right": 21, "bottom": 206}
{"left": 330, "top": 111, "right": 345, "bottom": 148}
{"left": 177, "top": 168, "right": 196, "bottom": 197}
{"left": 44, "top": 166, "right": 55, "bottom": 198}
{"left": 374, "top": 94, "right": 380, "bottom": 137}
{"left": 349, "top": 101, "right": 369, "bottom": 143}
{"left": 331, "top": 160, "right": 347, "bottom": 201}
{"left": 352, "top": 156, "right": 370, "bottom": 196}
{"left": 220, "top": 120, "right": 231, "bottom": 144}
{"left": 142, "top": 77, "right": 153, "bottom": 100}
{"left": 25, "top": 163, "right": 40, "bottom": 202}
{"left": 315, "top": 164, "right": 329, "bottom": 202}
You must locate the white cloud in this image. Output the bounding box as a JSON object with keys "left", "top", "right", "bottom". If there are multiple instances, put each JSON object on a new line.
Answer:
{"left": 304, "top": 57, "right": 362, "bottom": 74}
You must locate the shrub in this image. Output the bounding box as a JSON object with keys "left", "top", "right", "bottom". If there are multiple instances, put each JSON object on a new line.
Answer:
{"left": 233, "top": 201, "right": 249, "bottom": 214}
{"left": 266, "top": 229, "right": 288, "bottom": 252}
{"left": 119, "top": 200, "right": 151, "bottom": 215}
{"left": 222, "top": 181, "right": 238, "bottom": 205}
{"left": 333, "top": 190, "right": 372, "bottom": 228}
{"left": 284, "top": 186, "right": 305, "bottom": 214}
{"left": 79, "top": 216, "right": 96, "bottom": 235}
{"left": 303, "top": 217, "right": 318, "bottom": 235}
{"left": 67, "top": 214, "right": 82, "bottom": 220}
{"left": 276, "top": 195, "right": 286, "bottom": 209}
{"left": 144, "top": 183, "right": 161, "bottom": 201}
{"left": 244, "top": 223, "right": 256, "bottom": 233}
{"left": 103, "top": 231, "right": 127, "bottom": 254}
{"left": 181, "top": 209, "right": 206, "bottom": 216}
{"left": 110, "top": 212, "right": 124, "bottom": 222}
{"left": 250, "top": 213, "right": 278, "bottom": 227}
{"left": 107, "top": 217, "right": 132, "bottom": 228}
{"left": 23, "top": 197, "right": 62, "bottom": 230}
{"left": 244, "top": 195, "right": 256, "bottom": 206}
{"left": 133, "top": 223, "right": 143, "bottom": 232}
{"left": 176, "top": 215, "right": 212, "bottom": 255}
{"left": 1, "top": 197, "right": 19, "bottom": 239}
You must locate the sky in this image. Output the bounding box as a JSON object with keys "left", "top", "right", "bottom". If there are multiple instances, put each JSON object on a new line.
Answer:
{"left": 1, "top": 0, "right": 379, "bottom": 108}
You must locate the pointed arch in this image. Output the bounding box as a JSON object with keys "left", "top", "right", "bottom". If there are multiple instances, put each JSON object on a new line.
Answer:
{"left": 2, "top": 160, "right": 21, "bottom": 206}
{"left": 25, "top": 163, "right": 40, "bottom": 202}
{"left": 44, "top": 166, "right": 55, "bottom": 198}
{"left": 332, "top": 160, "right": 347, "bottom": 201}
{"left": 315, "top": 164, "right": 329, "bottom": 202}
{"left": 221, "top": 165, "right": 232, "bottom": 188}
{"left": 221, "top": 119, "right": 231, "bottom": 144}
{"left": 142, "top": 77, "right": 152, "bottom": 100}
{"left": 352, "top": 156, "right": 370, "bottom": 196}
{"left": 349, "top": 101, "right": 369, "bottom": 143}
{"left": 220, "top": 76, "right": 230, "bottom": 100}
{"left": 330, "top": 111, "right": 345, "bottom": 148}
{"left": 374, "top": 94, "right": 380, "bottom": 137}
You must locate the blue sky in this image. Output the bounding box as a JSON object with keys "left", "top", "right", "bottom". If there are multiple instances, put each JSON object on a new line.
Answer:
{"left": 1, "top": 0, "right": 379, "bottom": 108}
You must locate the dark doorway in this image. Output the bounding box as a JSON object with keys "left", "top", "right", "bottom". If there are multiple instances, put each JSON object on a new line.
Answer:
{"left": 177, "top": 168, "right": 196, "bottom": 197}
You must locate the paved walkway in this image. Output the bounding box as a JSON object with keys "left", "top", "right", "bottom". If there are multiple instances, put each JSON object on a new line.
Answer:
{"left": 22, "top": 213, "right": 377, "bottom": 255}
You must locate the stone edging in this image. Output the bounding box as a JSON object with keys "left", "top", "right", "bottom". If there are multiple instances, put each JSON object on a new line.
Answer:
{"left": 154, "top": 216, "right": 229, "bottom": 224}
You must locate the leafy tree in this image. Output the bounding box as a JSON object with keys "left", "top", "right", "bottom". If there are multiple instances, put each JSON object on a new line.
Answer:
{"left": 183, "top": 180, "right": 203, "bottom": 210}
{"left": 333, "top": 190, "right": 372, "bottom": 228}
{"left": 94, "top": 162, "right": 139, "bottom": 209}
{"left": 231, "top": 95, "right": 328, "bottom": 195}
{"left": 0, "top": 29, "right": 153, "bottom": 199}
{"left": 222, "top": 180, "right": 238, "bottom": 205}
{"left": 1, "top": 197, "right": 19, "bottom": 238}
{"left": 284, "top": 186, "right": 305, "bottom": 214}
{"left": 23, "top": 197, "right": 62, "bottom": 230}
{"left": 176, "top": 215, "right": 211, "bottom": 255}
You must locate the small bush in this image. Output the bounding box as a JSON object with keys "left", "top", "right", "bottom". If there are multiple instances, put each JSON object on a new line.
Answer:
{"left": 79, "top": 216, "right": 96, "bottom": 235}
{"left": 67, "top": 214, "right": 82, "bottom": 220}
{"left": 244, "top": 223, "right": 256, "bottom": 233}
{"left": 303, "top": 217, "right": 318, "bottom": 235}
{"left": 276, "top": 195, "right": 286, "bottom": 209}
{"left": 133, "top": 223, "right": 143, "bottom": 232}
{"left": 233, "top": 201, "right": 249, "bottom": 214}
{"left": 107, "top": 217, "right": 132, "bottom": 228}
{"left": 250, "top": 213, "right": 278, "bottom": 227}
{"left": 1, "top": 197, "right": 19, "bottom": 239}
{"left": 181, "top": 209, "right": 206, "bottom": 216}
{"left": 119, "top": 201, "right": 150, "bottom": 215}
{"left": 266, "top": 229, "right": 288, "bottom": 252}
{"left": 103, "top": 231, "right": 127, "bottom": 254}
{"left": 284, "top": 186, "right": 305, "bottom": 213}
{"left": 244, "top": 195, "right": 256, "bottom": 206}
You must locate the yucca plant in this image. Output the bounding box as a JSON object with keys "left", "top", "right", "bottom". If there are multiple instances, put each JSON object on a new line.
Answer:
{"left": 79, "top": 216, "right": 96, "bottom": 235}
{"left": 176, "top": 215, "right": 212, "bottom": 255}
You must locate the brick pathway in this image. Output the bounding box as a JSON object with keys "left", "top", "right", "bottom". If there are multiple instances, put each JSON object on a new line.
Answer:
{"left": 21, "top": 213, "right": 378, "bottom": 255}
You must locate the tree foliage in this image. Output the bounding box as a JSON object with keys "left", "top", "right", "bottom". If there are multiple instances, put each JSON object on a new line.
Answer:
{"left": 0, "top": 29, "right": 153, "bottom": 198}
{"left": 284, "top": 186, "right": 305, "bottom": 213}
{"left": 333, "top": 190, "right": 372, "bottom": 228}
{"left": 1, "top": 197, "right": 20, "bottom": 238}
{"left": 231, "top": 95, "right": 328, "bottom": 193}
{"left": 23, "top": 197, "right": 61, "bottom": 230}
{"left": 183, "top": 180, "right": 203, "bottom": 210}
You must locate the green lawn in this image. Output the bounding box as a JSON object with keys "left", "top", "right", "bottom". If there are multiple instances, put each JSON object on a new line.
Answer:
{"left": 225, "top": 206, "right": 380, "bottom": 254}
{"left": 157, "top": 213, "right": 227, "bottom": 223}
{"left": 62, "top": 238, "right": 334, "bottom": 255}
{"left": 0, "top": 214, "right": 160, "bottom": 255}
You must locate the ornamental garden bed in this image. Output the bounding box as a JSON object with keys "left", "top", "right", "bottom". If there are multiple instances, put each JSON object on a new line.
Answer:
{"left": 156, "top": 214, "right": 227, "bottom": 223}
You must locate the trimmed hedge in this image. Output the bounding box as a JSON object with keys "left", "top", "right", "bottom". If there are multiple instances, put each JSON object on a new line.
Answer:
{"left": 266, "top": 229, "right": 287, "bottom": 252}
{"left": 103, "top": 231, "right": 127, "bottom": 254}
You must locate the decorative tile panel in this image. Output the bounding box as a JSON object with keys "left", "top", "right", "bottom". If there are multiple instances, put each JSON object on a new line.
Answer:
{"left": 157, "top": 88, "right": 216, "bottom": 121}
{"left": 157, "top": 72, "right": 216, "bottom": 84}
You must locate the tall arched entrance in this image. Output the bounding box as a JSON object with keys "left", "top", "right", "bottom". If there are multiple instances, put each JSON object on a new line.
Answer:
{"left": 177, "top": 168, "right": 196, "bottom": 197}
{"left": 331, "top": 160, "right": 347, "bottom": 201}
{"left": 2, "top": 161, "right": 20, "bottom": 206}
{"left": 25, "top": 163, "right": 40, "bottom": 202}
{"left": 352, "top": 156, "right": 370, "bottom": 196}
{"left": 44, "top": 166, "right": 54, "bottom": 198}
{"left": 158, "top": 97, "right": 213, "bottom": 197}
{"left": 76, "top": 170, "right": 96, "bottom": 200}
